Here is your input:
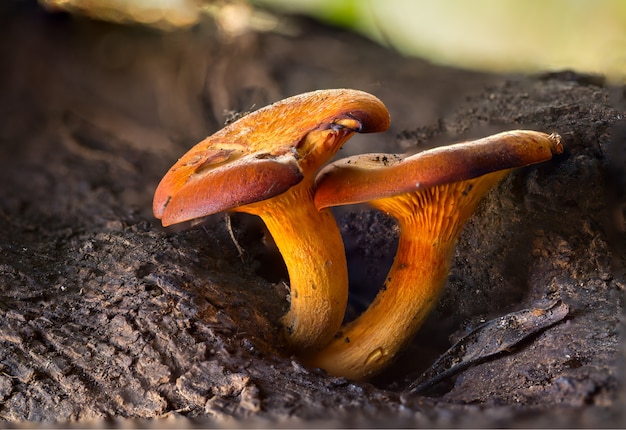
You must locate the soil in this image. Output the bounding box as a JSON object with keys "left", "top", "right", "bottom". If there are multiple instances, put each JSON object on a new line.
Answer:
{"left": 0, "top": 1, "right": 625, "bottom": 427}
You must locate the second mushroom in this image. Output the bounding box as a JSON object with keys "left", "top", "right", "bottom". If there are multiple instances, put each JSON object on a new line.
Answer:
{"left": 305, "top": 130, "right": 563, "bottom": 380}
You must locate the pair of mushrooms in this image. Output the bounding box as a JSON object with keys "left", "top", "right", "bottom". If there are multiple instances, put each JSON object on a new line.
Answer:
{"left": 153, "top": 89, "right": 562, "bottom": 381}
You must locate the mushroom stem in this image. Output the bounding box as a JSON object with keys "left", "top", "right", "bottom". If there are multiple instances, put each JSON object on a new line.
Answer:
{"left": 308, "top": 130, "right": 563, "bottom": 380}
{"left": 241, "top": 178, "right": 348, "bottom": 352}
{"left": 305, "top": 171, "right": 510, "bottom": 380}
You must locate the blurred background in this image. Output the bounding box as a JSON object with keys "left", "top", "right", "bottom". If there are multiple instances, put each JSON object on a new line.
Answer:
{"left": 255, "top": 0, "right": 626, "bottom": 82}
{"left": 40, "top": 0, "right": 626, "bottom": 82}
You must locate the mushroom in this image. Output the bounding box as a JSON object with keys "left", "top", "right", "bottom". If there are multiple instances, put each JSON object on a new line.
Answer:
{"left": 152, "top": 89, "right": 390, "bottom": 352}
{"left": 306, "top": 130, "right": 563, "bottom": 380}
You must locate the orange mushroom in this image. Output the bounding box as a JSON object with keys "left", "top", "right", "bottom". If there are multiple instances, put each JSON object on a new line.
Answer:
{"left": 153, "top": 89, "right": 390, "bottom": 352}
{"left": 306, "top": 130, "right": 563, "bottom": 380}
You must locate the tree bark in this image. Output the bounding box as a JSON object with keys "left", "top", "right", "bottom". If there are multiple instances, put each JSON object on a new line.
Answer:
{"left": 0, "top": 1, "right": 624, "bottom": 426}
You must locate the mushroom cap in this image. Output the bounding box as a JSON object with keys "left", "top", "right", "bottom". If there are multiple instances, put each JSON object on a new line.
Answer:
{"left": 314, "top": 130, "right": 563, "bottom": 209}
{"left": 153, "top": 89, "right": 390, "bottom": 226}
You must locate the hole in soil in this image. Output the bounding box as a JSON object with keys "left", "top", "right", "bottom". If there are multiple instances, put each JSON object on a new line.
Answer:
{"left": 336, "top": 209, "right": 398, "bottom": 322}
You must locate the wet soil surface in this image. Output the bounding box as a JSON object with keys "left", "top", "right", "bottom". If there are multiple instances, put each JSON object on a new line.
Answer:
{"left": 0, "top": 2, "right": 625, "bottom": 427}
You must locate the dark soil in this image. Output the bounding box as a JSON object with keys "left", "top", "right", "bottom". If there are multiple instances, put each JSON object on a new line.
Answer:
{"left": 0, "top": 1, "right": 624, "bottom": 427}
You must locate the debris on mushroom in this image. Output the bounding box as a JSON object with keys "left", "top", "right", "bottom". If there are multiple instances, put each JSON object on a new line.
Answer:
{"left": 306, "top": 130, "right": 563, "bottom": 380}
{"left": 153, "top": 89, "right": 390, "bottom": 352}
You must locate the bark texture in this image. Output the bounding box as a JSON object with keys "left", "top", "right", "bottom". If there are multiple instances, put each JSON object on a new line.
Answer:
{"left": 0, "top": 2, "right": 624, "bottom": 426}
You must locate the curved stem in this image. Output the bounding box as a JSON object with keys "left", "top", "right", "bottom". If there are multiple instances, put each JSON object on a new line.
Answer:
{"left": 241, "top": 179, "right": 349, "bottom": 353}
{"left": 305, "top": 171, "right": 509, "bottom": 380}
